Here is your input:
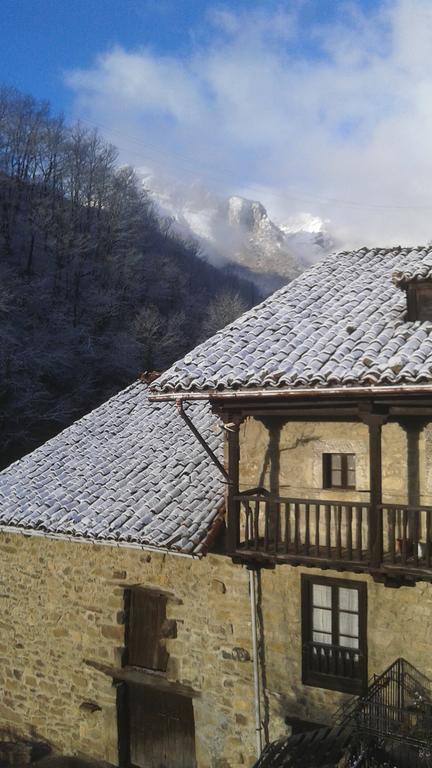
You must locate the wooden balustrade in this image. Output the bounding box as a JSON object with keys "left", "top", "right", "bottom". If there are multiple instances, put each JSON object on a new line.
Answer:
{"left": 380, "top": 503, "right": 432, "bottom": 569}
{"left": 303, "top": 640, "right": 364, "bottom": 689}
{"left": 233, "top": 494, "right": 432, "bottom": 574}
{"left": 236, "top": 494, "right": 370, "bottom": 566}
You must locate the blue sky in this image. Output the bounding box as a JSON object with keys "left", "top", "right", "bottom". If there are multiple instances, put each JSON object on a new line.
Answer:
{"left": 2, "top": 0, "right": 432, "bottom": 247}
{"left": 1, "top": 0, "right": 377, "bottom": 115}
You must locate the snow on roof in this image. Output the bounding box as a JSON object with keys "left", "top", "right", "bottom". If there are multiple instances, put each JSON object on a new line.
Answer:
{"left": 0, "top": 381, "right": 224, "bottom": 553}
{"left": 151, "top": 246, "right": 432, "bottom": 395}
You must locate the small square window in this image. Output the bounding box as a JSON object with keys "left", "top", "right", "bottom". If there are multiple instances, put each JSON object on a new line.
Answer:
{"left": 407, "top": 282, "right": 432, "bottom": 321}
{"left": 323, "top": 453, "right": 356, "bottom": 490}
{"left": 301, "top": 575, "right": 367, "bottom": 694}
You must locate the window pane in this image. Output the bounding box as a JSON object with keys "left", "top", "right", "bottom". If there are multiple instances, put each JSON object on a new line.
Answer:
{"left": 332, "top": 454, "right": 342, "bottom": 470}
{"left": 339, "top": 611, "right": 359, "bottom": 637}
{"left": 347, "top": 455, "right": 355, "bottom": 471}
{"left": 312, "top": 631, "right": 332, "bottom": 645}
{"left": 339, "top": 635, "right": 359, "bottom": 649}
{"left": 331, "top": 469, "right": 342, "bottom": 486}
{"left": 418, "top": 288, "right": 432, "bottom": 321}
{"left": 313, "top": 607, "right": 332, "bottom": 633}
{"left": 339, "top": 587, "right": 358, "bottom": 612}
{"left": 347, "top": 469, "right": 356, "bottom": 487}
{"left": 313, "top": 584, "right": 332, "bottom": 608}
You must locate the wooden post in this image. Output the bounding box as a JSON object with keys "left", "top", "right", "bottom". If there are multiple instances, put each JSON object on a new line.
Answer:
{"left": 359, "top": 406, "right": 387, "bottom": 569}
{"left": 400, "top": 419, "right": 426, "bottom": 543}
{"left": 116, "top": 681, "right": 130, "bottom": 768}
{"left": 368, "top": 417, "right": 383, "bottom": 568}
{"left": 226, "top": 415, "right": 242, "bottom": 554}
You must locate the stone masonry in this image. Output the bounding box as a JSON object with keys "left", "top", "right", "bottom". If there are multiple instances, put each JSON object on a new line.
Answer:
{"left": 1, "top": 530, "right": 432, "bottom": 767}
{"left": 2, "top": 417, "right": 432, "bottom": 766}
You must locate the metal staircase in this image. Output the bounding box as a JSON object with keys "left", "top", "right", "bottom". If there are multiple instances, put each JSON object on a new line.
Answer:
{"left": 254, "top": 659, "right": 432, "bottom": 767}
{"left": 337, "top": 657, "right": 432, "bottom": 751}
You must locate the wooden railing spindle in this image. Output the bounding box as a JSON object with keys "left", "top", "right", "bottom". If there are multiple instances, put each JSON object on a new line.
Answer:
{"left": 346, "top": 505, "right": 353, "bottom": 560}
{"left": 305, "top": 504, "right": 310, "bottom": 555}
{"left": 253, "top": 498, "right": 259, "bottom": 550}
{"left": 294, "top": 503, "right": 300, "bottom": 554}
{"left": 264, "top": 499, "right": 269, "bottom": 551}
{"left": 402, "top": 509, "right": 408, "bottom": 564}
{"left": 284, "top": 503, "right": 290, "bottom": 553}
{"left": 427, "top": 509, "right": 431, "bottom": 568}
{"left": 389, "top": 508, "right": 396, "bottom": 564}
{"left": 315, "top": 504, "right": 320, "bottom": 556}
{"left": 336, "top": 505, "right": 342, "bottom": 559}
{"left": 356, "top": 506, "right": 362, "bottom": 561}
{"left": 325, "top": 505, "right": 331, "bottom": 557}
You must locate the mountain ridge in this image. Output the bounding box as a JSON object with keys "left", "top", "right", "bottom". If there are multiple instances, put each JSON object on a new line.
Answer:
{"left": 143, "top": 176, "right": 335, "bottom": 294}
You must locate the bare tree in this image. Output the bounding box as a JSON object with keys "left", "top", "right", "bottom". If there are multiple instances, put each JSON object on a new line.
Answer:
{"left": 202, "top": 290, "right": 249, "bottom": 338}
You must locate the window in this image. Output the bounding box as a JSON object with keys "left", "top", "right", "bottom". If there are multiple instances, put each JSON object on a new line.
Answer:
{"left": 323, "top": 453, "right": 355, "bottom": 489}
{"left": 301, "top": 575, "right": 367, "bottom": 694}
{"left": 125, "top": 587, "right": 176, "bottom": 671}
{"left": 406, "top": 282, "right": 432, "bottom": 321}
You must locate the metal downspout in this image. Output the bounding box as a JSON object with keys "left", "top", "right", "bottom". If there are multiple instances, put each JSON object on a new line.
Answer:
{"left": 249, "top": 567, "right": 263, "bottom": 757}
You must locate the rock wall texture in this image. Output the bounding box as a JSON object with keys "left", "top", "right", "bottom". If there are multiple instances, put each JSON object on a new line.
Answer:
{"left": 1, "top": 418, "right": 432, "bottom": 767}
{"left": 0, "top": 534, "right": 257, "bottom": 768}
{"left": 0, "top": 533, "right": 431, "bottom": 767}
{"left": 239, "top": 417, "right": 432, "bottom": 505}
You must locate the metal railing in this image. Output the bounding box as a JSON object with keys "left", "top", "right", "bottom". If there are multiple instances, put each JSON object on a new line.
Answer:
{"left": 337, "top": 658, "right": 432, "bottom": 750}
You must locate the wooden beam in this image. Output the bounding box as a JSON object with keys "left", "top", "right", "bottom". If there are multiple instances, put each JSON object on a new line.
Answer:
{"left": 360, "top": 412, "right": 387, "bottom": 568}
{"left": 226, "top": 415, "right": 242, "bottom": 554}
{"left": 86, "top": 659, "right": 200, "bottom": 698}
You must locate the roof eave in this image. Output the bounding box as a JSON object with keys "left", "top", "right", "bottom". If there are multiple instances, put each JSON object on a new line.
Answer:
{"left": 149, "top": 382, "right": 432, "bottom": 402}
{"left": 0, "top": 525, "right": 202, "bottom": 558}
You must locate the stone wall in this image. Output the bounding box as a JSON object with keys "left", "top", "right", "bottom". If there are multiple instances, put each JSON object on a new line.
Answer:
{"left": 239, "top": 416, "right": 432, "bottom": 504}
{"left": 0, "top": 533, "right": 257, "bottom": 768}
{"left": 259, "top": 564, "right": 432, "bottom": 726}
{"left": 0, "top": 531, "right": 431, "bottom": 767}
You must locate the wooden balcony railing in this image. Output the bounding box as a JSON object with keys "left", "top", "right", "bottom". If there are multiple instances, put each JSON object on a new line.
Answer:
{"left": 381, "top": 503, "right": 432, "bottom": 569}
{"left": 233, "top": 494, "right": 432, "bottom": 575}
{"left": 303, "top": 640, "right": 365, "bottom": 693}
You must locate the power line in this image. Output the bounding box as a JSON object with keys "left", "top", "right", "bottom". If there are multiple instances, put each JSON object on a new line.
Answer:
{"left": 78, "top": 115, "right": 432, "bottom": 213}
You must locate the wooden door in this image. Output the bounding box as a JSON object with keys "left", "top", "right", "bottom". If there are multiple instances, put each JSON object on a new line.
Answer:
{"left": 128, "top": 684, "right": 196, "bottom": 768}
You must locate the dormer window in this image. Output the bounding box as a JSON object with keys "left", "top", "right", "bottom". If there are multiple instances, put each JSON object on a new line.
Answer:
{"left": 406, "top": 281, "right": 432, "bottom": 321}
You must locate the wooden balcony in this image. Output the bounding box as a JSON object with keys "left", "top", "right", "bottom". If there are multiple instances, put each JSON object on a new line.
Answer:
{"left": 232, "top": 493, "right": 432, "bottom": 580}
{"left": 303, "top": 639, "right": 366, "bottom": 694}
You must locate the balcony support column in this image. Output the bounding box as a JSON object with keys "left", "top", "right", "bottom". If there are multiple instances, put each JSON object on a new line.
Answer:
{"left": 359, "top": 408, "right": 388, "bottom": 569}
{"left": 400, "top": 419, "right": 427, "bottom": 542}
{"left": 225, "top": 414, "right": 243, "bottom": 554}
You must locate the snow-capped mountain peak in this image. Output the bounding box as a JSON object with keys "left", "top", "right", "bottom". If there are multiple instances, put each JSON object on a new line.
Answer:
{"left": 142, "top": 173, "right": 335, "bottom": 294}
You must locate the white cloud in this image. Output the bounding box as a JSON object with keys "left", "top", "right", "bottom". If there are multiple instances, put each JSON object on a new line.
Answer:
{"left": 66, "top": 0, "right": 432, "bottom": 247}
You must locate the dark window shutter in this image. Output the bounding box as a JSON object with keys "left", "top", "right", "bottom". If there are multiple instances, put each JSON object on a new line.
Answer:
{"left": 322, "top": 454, "right": 331, "bottom": 488}
{"left": 127, "top": 589, "right": 169, "bottom": 671}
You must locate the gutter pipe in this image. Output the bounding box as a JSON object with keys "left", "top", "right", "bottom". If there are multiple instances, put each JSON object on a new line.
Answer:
{"left": 249, "top": 567, "right": 263, "bottom": 758}
{"left": 149, "top": 383, "right": 432, "bottom": 402}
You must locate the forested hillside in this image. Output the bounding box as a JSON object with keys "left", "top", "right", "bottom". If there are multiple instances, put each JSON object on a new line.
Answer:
{"left": 0, "top": 86, "right": 259, "bottom": 469}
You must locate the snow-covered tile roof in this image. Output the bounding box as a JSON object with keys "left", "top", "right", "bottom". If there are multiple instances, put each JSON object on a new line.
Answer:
{"left": 152, "top": 246, "right": 432, "bottom": 394}
{"left": 0, "top": 381, "right": 224, "bottom": 553}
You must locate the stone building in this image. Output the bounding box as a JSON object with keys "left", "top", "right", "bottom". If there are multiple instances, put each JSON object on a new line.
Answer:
{"left": 2, "top": 246, "right": 432, "bottom": 766}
